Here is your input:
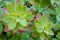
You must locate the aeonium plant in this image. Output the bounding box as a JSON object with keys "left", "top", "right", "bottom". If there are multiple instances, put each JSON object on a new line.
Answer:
{"left": 34, "top": 15, "right": 54, "bottom": 40}
{"left": 2, "top": 2, "right": 34, "bottom": 34}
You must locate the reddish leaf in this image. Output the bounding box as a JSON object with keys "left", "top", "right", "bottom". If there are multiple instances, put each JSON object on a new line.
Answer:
{"left": 18, "top": 29, "right": 24, "bottom": 34}
{"left": 4, "top": 25, "right": 9, "bottom": 32}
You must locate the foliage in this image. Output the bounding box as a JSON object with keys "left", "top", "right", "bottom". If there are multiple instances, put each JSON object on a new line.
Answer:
{"left": 0, "top": 0, "right": 60, "bottom": 40}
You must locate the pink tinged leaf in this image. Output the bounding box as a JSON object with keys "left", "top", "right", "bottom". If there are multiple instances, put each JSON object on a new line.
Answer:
{"left": 4, "top": 25, "right": 9, "bottom": 32}
{"left": 18, "top": 29, "right": 24, "bottom": 34}
{"left": 30, "top": 17, "right": 36, "bottom": 22}
{"left": 30, "top": 13, "right": 41, "bottom": 22}
{"left": 36, "top": 13, "right": 41, "bottom": 19}
{"left": 30, "top": 15, "right": 40, "bottom": 22}
{"left": 2, "top": 7, "right": 9, "bottom": 14}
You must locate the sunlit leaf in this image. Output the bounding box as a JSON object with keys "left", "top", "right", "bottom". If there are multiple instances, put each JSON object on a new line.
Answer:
{"left": 44, "top": 29, "right": 54, "bottom": 35}
{"left": 19, "top": 19, "right": 28, "bottom": 26}
{"left": 8, "top": 20, "right": 17, "bottom": 30}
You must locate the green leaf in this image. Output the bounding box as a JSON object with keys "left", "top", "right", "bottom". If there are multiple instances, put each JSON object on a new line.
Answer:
{"left": 3, "top": 15, "right": 13, "bottom": 23}
{"left": 5, "top": 0, "right": 16, "bottom": 2}
{"left": 40, "top": 0, "right": 51, "bottom": 8}
{"left": 32, "top": 31, "right": 39, "bottom": 37}
{"left": 51, "top": 0, "right": 60, "bottom": 5}
{"left": 10, "top": 33, "right": 21, "bottom": 40}
{"left": 0, "top": 0, "right": 2, "bottom": 2}
{"left": 39, "top": 33, "right": 45, "bottom": 40}
{"left": 6, "top": 3, "right": 15, "bottom": 13}
{"left": 26, "top": 13, "right": 34, "bottom": 20}
{"left": 28, "top": 0, "right": 36, "bottom": 5}
{"left": 55, "top": 5, "right": 60, "bottom": 15}
{"left": 6, "top": 2, "right": 27, "bottom": 13}
{"left": 16, "top": 3, "right": 26, "bottom": 12}
{"left": 42, "top": 8, "right": 55, "bottom": 16}
{"left": 56, "top": 16, "right": 60, "bottom": 23}
{"left": 19, "top": 19, "right": 28, "bottom": 26}
{"left": 51, "top": 0, "right": 55, "bottom": 5}
{"left": 55, "top": 5, "right": 60, "bottom": 23}
{"left": 8, "top": 20, "right": 17, "bottom": 30}
{"left": 0, "top": 8, "right": 4, "bottom": 15}
{"left": 0, "top": 23, "right": 3, "bottom": 34}
{"left": 34, "top": 19, "right": 43, "bottom": 33}
{"left": 44, "top": 29, "right": 54, "bottom": 35}
{"left": 50, "top": 38, "right": 57, "bottom": 40}
{"left": 56, "top": 32, "right": 60, "bottom": 39}
{"left": 19, "top": 12, "right": 27, "bottom": 19}
{"left": 0, "top": 1, "right": 5, "bottom": 7}
{"left": 36, "top": 28, "right": 43, "bottom": 33}
{"left": 7, "top": 31, "right": 12, "bottom": 37}
{"left": 18, "top": 24, "right": 24, "bottom": 30}
{"left": 53, "top": 23, "right": 60, "bottom": 31}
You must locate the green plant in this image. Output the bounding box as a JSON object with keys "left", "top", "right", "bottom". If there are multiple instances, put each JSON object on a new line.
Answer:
{"left": 0, "top": 0, "right": 60, "bottom": 40}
